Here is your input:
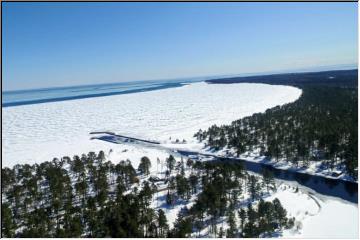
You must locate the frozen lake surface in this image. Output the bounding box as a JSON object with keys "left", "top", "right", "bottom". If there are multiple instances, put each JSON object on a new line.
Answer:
{"left": 2, "top": 82, "right": 301, "bottom": 167}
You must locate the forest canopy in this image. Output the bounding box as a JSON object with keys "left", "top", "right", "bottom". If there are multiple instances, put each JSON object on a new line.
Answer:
{"left": 197, "top": 69, "right": 358, "bottom": 179}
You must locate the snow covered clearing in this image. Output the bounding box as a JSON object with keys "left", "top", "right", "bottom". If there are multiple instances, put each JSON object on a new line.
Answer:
{"left": 271, "top": 183, "right": 359, "bottom": 238}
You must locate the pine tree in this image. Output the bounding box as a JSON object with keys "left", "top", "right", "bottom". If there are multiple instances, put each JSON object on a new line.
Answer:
{"left": 189, "top": 174, "right": 198, "bottom": 194}
{"left": 262, "top": 168, "right": 276, "bottom": 192}
{"left": 238, "top": 208, "right": 246, "bottom": 230}
{"left": 247, "top": 175, "right": 261, "bottom": 201}
{"left": 1, "top": 203, "right": 15, "bottom": 237}
{"left": 272, "top": 198, "right": 288, "bottom": 228}
{"left": 218, "top": 227, "right": 225, "bottom": 238}
{"left": 138, "top": 156, "right": 151, "bottom": 175}
{"left": 226, "top": 210, "right": 237, "bottom": 237}
{"left": 166, "top": 155, "right": 176, "bottom": 173}
{"left": 157, "top": 209, "right": 169, "bottom": 237}
{"left": 172, "top": 210, "right": 192, "bottom": 237}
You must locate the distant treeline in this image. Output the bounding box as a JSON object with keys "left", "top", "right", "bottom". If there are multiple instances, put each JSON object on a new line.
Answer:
{"left": 206, "top": 69, "right": 357, "bottom": 88}
{"left": 197, "top": 69, "right": 358, "bottom": 179}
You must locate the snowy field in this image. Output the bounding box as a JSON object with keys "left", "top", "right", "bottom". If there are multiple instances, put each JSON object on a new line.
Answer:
{"left": 2, "top": 82, "right": 301, "bottom": 167}
{"left": 269, "top": 183, "right": 358, "bottom": 238}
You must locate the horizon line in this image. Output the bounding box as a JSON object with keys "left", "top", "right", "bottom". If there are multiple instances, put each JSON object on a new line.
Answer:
{"left": 3, "top": 63, "right": 357, "bottom": 93}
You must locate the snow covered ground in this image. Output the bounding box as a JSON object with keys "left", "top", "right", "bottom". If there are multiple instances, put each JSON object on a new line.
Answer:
{"left": 3, "top": 81, "right": 358, "bottom": 238}
{"left": 271, "top": 183, "right": 358, "bottom": 238}
{"left": 2, "top": 82, "right": 301, "bottom": 167}
{"left": 147, "top": 166, "right": 358, "bottom": 239}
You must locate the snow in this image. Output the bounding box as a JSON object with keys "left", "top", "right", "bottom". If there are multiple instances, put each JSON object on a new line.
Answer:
{"left": 2, "top": 82, "right": 301, "bottom": 167}
{"left": 151, "top": 189, "right": 197, "bottom": 229}
{"left": 295, "top": 198, "right": 358, "bottom": 238}
{"left": 237, "top": 153, "right": 356, "bottom": 182}
{"left": 267, "top": 183, "right": 359, "bottom": 238}
{"left": 105, "top": 143, "right": 171, "bottom": 174}
{"left": 3, "top": 81, "right": 357, "bottom": 238}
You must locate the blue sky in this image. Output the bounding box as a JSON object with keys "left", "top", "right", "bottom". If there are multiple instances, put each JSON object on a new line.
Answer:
{"left": 2, "top": 2, "right": 358, "bottom": 90}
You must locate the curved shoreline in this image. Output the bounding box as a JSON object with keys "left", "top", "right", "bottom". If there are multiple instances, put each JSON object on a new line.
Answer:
{"left": 3, "top": 82, "right": 301, "bottom": 168}
{"left": 197, "top": 72, "right": 357, "bottom": 184}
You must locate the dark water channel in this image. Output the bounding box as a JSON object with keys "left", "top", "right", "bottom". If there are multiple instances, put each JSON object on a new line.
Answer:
{"left": 93, "top": 134, "right": 358, "bottom": 204}
{"left": 177, "top": 150, "right": 358, "bottom": 204}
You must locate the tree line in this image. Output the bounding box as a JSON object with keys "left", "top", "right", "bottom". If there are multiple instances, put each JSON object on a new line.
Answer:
{"left": 196, "top": 72, "right": 358, "bottom": 179}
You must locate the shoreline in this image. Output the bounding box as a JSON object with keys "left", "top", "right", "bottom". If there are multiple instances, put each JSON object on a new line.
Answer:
{"left": 175, "top": 146, "right": 358, "bottom": 184}
{"left": 3, "top": 82, "right": 302, "bottom": 168}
